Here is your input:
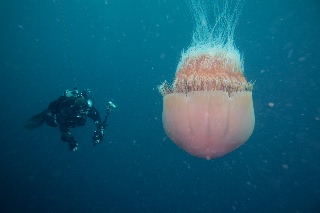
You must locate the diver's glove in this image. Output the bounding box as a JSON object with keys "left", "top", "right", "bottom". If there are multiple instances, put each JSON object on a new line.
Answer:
{"left": 61, "top": 131, "right": 78, "bottom": 151}
{"left": 69, "top": 138, "right": 78, "bottom": 152}
{"left": 92, "top": 125, "right": 104, "bottom": 146}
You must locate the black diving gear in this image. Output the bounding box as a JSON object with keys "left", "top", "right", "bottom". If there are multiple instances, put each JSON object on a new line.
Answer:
{"left": 92, "top": 101, "right": 116, "bottom": 146}
{"left": 23, "top": 89, "right": 110, "bottom": 151}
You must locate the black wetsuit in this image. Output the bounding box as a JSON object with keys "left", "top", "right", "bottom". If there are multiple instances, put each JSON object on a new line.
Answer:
{"left": 45, "top": 96, "right": 103, "bottom": 150}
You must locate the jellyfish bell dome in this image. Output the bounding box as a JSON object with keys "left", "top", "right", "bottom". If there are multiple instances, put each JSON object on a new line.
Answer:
{"left": 159, "top": 44, "right": 255, "bottom": 160}
{"left": 162, "top": 90, "right": 254, "bottom": 160}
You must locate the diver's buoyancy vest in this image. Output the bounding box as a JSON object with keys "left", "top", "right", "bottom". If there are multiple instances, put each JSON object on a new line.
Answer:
{"left": 57, "top": 97, "right": 88, "bottom": 127}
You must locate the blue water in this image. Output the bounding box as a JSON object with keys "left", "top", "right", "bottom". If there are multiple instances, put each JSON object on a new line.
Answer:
{"left": 1, "top": 0, "right": 319, "bottom": 212}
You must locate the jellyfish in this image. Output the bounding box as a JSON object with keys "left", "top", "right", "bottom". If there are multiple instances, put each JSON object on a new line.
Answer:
{"left": 158, "top": 0, "right": 255, "bottom": 160}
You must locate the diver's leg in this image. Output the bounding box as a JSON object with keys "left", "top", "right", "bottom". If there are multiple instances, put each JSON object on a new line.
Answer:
{"left": 45, "top": 110, "right": 59, "bottom": 127}
{"left": 23, "top": 110, "right": 47, "bottom": 130}
{"left": 60, "top": 125, "right": 78, "bottom": 151}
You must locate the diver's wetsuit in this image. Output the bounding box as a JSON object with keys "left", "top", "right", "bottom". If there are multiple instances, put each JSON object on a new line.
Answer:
{"left": 45, "top": 96, "right": 103, "bottom": 151}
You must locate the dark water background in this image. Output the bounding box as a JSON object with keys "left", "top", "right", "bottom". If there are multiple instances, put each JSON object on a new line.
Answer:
{"left": 1, "top": 0, "right": 319, "bottom": 212}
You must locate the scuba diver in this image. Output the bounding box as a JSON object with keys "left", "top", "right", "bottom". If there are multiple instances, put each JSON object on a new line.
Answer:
{"left": 23, "top": 89, "right": 116, "bottom": 151}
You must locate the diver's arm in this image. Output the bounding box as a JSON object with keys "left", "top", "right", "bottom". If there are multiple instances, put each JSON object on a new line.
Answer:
{"left": 59, "top": 125, "right": 78, "bottom": 151}
{"left": 88, "top": 107, "right": 102, "bottom": 124}
{"left": 88, "top": 107, "right": 105, "bottom": 145}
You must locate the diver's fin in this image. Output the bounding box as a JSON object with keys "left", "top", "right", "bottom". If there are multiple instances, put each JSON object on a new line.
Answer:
{"left": 23, "top": 110, "right": 47, "bottom": 131}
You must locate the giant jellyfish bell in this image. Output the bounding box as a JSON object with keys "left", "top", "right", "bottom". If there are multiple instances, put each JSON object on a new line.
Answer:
{"left": 158, "top": 0, "right": 255, "bottom": 160}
